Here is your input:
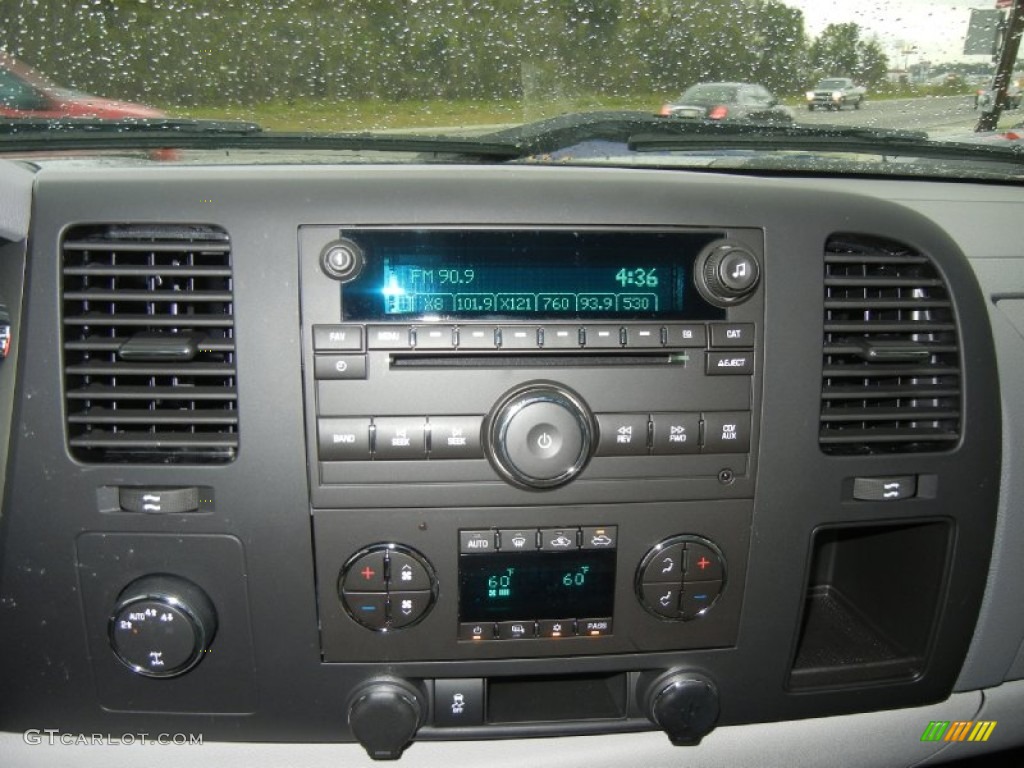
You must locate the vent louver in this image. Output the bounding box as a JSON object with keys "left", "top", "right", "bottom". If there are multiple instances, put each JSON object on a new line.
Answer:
{"left": 62, "top": 224, "right": 237, "bottom": 463}
{"left": 820, "top": 235, "right": 961, "bottom": 455}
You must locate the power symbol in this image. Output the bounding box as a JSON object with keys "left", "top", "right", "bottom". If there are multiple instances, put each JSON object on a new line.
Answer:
{"left": 536, "top": 432, "right": 554, "bottom": 450}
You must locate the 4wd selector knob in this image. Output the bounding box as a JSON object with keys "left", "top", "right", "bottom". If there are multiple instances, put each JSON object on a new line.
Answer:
{"left": 109, "top": 574, "right": 217, "bottom": 678}
{"left": 486, "top": 383, "right": 594, "bottom": 490}
{"left": 695, "top": 241, "right": 760, "bottom": 306}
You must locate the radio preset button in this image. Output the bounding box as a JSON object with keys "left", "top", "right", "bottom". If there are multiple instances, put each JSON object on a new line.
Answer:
{"left": 457, "top": 326, "right": 498, "bottom": 349}
{"left": 651, "top": 413, "right": 701, "bottom": 455}
{"left": 706, "top": 351, "right": 754, "bottom": 375}
{"left": 583, "top": 325, "right": 623, "bottom": 348}
{"left": 313, "top": 324, "right": 364, "bottom": 352}
{"left": 596, "top": 413, "right": 650, "bottom": 456}
{"left": 625, "top": 325, "right": 663, "bottom": 348}
{"left": 318, "top": 418, "right": 372, "bottom": 461}
{"left": 367, "top": 325, "right": 413, "bottom": 349}
{"left": 702, "top": 412, "right": 751, "bottom": 453}
{"left": 540, "top": 325, "right": 582, "bottom": 349}
{"left": 414, "top": 325, "right": 456, "bottom": 350}
{"left": 499, "top": 326, "right": 540, "bottom": 349}
{"left": 373, "top": 417, "right": 427, "bottom": 459}
{"left": 314, "top": 354, "right": 367, "bottom": 380}
{"left": 428, "top": 416, "right": 483, "bottom": 459}
{"left": 460, "top": 530, "right": 497, "bottom": 554}
{"left": 664, "top": 324, "right": 707, "bottom": 348}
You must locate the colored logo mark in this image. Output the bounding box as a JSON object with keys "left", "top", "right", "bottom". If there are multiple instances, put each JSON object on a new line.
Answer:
{"left": 920, "top": 721, "right": 997, "bottom": 743}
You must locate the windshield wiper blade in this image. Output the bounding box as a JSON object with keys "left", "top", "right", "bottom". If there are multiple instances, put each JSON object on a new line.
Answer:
{"left": 0, "top": 118, "right": 523, "bottom": 158}
{"left": 626, "top": 120, "right": 1024, "bottom": 166}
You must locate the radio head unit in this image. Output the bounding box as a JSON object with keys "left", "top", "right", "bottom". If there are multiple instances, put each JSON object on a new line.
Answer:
{"left": 335, "top": 229, "right": 732, "bottom": 321}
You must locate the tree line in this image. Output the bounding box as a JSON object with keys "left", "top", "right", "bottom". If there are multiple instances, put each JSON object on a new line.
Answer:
{"left": 1, "top": 0, "right": 890, "bottom": 106}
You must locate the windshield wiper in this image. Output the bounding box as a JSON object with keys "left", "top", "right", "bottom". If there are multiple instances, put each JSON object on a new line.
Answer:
{"left": 627, "top": 121, "right": 1024, "bottom": 166}
{"left": 483, "top": 111, "right": 1024, "bottom": 167}
{"left": 0, "top": 117, "right": 523, "bottom": 159}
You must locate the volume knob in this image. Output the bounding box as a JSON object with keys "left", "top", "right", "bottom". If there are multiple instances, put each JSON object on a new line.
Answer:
{"left": 486, "top": 383, "right": 594, "bottom": 490}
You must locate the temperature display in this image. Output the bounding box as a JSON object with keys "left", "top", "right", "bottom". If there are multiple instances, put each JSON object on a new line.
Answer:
{"left": 340, "top": 229, "right": 727, "bottom": 321}
{"left": 459, "top": 550, "right": 616, "bottom": 622}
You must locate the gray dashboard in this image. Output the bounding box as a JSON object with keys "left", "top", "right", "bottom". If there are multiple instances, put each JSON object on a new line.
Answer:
{"left": 0, "top": 161, "right": 1022, "bottom": 767}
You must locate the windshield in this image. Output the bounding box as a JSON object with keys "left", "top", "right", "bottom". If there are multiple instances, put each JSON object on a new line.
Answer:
{"left": 1, "top": 1, "right": 1023, "bottom": 177}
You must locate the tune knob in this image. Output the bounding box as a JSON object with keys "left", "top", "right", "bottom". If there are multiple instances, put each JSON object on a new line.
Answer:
{"left": 643, "top": 670, "right": 720, "bottom": 746}
{"left": 109, "top": 574, "right": 217, "bottom": 678}
{"left": 695, "top": 241, "right": 760, "bottom": 306}
{"left": 486, "top": 383, "right": 594, "bottom": 490}
{"left": 348, "top": 678, "right": 424, "bottom": 760}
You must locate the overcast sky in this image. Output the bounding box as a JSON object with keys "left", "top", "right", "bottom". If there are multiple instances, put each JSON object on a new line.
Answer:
{"left": 781, "top": 0, "right": 998, "bottom": 65}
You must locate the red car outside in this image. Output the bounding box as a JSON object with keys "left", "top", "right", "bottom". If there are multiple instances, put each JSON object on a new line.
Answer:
{"left": 0, "top": 52, "right": 163, "bottom": 120}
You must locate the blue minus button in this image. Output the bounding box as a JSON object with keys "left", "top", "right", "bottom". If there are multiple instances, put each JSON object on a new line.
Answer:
{"left": 344, "top": 593, "right": 388, "bottom": 630}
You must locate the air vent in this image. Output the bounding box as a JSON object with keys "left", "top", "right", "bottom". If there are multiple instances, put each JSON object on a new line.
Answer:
{"left": 61, "top": 224, "right": 237, "bottom": 463}
{"left": 820, "top": 235, "right": 960, "bottom": 455}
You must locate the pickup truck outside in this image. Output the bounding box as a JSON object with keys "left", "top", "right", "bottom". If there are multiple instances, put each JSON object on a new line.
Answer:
{"left": 806, "top": 78, "right": 866, "bottom": 111}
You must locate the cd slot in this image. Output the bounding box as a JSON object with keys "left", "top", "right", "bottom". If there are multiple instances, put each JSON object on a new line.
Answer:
{"left": 391, "top": 353, "right": 685, "bottom": 369}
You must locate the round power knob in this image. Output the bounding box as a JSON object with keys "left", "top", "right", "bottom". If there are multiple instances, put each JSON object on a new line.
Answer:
{"left": 320, "top": 238, "right": 365, "bottom": 282}
{"left": 696, "top": 242, "right": 760, "bottom": 306}
{"left": 348, "top": 678, "right": 424, "bottom": 760}
{"left": 486, "top": 383, "right": 594, "bottom": 490}
{"left": 109, "top": 574, "right": 217, "bottom": 678}
{"left": 644, "top": 671, "right": 720, "bottom": 746}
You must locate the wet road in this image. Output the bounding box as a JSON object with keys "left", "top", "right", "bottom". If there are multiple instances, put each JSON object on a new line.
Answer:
{"left": 795, "top": 94, "right": 1019, "bottom": 136}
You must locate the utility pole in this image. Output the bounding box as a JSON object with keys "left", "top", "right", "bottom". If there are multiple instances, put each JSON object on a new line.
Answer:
{"left": 976, "top": 0, "right": 1024, "bottom": 131}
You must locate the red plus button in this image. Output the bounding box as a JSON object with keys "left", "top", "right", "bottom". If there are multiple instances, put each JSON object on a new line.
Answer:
{"left": 685, "top": 543, "right": 723, "bottom": 582}
{"left": 343, "top": 551, "right": 387, "bottom": 593}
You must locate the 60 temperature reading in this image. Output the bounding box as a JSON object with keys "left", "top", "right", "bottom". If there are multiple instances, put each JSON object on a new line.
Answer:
{"left": 562, "top": 566, "right": 590, "bottom": 587}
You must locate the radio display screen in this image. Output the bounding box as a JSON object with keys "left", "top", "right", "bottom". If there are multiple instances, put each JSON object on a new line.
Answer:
{"left": 341, "top": 229, "right": 726, "bottom": 320}
{"left": 459, "top": 549, "right": 616, "bottom": 622}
